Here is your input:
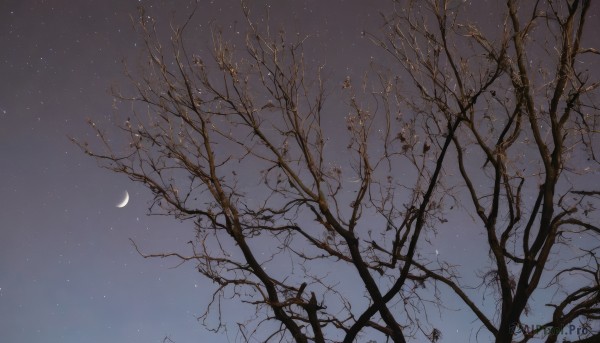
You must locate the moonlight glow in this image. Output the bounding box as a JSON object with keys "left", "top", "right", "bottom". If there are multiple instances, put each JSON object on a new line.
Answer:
{"left": 116, "top": 190, "right": 129, "bottom": 208}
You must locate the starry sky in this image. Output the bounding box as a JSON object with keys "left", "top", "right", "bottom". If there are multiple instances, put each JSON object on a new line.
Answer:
{"left": 1, "top": 1, "right": 599, "bottom": 343}
{"left": 0, "top": 1, "right": 384, "bottom": 342}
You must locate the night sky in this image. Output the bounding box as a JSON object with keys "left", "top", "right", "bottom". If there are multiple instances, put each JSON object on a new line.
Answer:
{"left": 1, "top": 1, "right": 599, "bottom": 343}
{"left": 0, "top": 1, "right": 381, "bottom": 342}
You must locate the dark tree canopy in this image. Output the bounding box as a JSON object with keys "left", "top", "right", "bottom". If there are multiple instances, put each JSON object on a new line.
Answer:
{"left": 74, "top": 0, "right": 600, "bottom": 342}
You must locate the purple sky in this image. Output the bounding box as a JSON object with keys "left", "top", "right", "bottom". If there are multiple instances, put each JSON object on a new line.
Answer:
{"left": 1, "top": 1, "right": 599, "bottom": 342}
{"left": 0, "top": 1, "right": 382, "bottom": 342}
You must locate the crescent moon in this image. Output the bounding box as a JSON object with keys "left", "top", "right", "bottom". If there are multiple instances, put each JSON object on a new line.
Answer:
{"left": 116, "top": 190, "right": 129, "bottom": 208}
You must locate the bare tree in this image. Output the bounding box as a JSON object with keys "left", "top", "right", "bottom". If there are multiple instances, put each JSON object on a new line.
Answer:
{"left": 72, "top": 1, "right": 600, "bottom": 342}
{"left": 372, "top": 0, "right": 600, "bottom": 342}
